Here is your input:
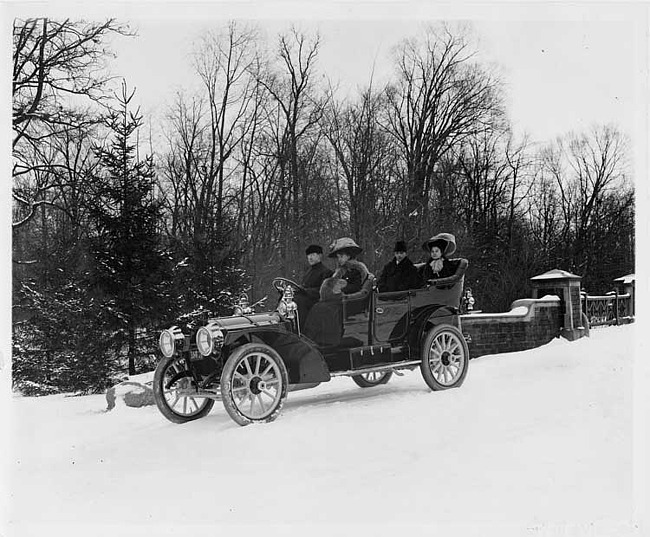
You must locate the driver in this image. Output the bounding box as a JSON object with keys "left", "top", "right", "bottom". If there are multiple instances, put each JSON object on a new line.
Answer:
{"left": 294, "top": 244, "right": 333, "bottom": 321}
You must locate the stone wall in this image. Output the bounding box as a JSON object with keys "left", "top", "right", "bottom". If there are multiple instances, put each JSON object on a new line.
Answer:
{"left": 460, "top": 296, "right": 562, "bottom": 359}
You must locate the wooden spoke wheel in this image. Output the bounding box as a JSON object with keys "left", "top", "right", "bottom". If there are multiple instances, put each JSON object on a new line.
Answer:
{"left": 420, "top": 325, "right": 469, "bottom": 391}
{"left": 153, "top": 356, "right": 215, "bottom": 424}
{"left": 220, "top": 343, "right": 289, "bottom": 426}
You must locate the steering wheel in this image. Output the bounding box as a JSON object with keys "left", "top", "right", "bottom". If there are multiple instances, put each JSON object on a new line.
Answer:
{"left": 272, "top": 277, "right": 305, "bottom": 294}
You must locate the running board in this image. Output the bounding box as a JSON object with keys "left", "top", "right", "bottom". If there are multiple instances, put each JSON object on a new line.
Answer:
{"left": 330, "top": 360, "right": 421, "bottom": 378}
{"left": 176, "top": 383, "right": 320, "bottom": 398}
{"left": 176, "top": 389, "right": 221, "bottom": 400}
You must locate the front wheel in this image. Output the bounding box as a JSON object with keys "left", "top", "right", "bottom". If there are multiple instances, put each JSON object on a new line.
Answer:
{"left": 220, "top": 343, "right": 289, "bottom": 426}
{"left": 420, "top": 325, "right": 469, "bottom": 391}
{"left": 352, "top": 371, "right": 393, "bottom": 388}
{"left": 153, "top": 356, "right": 215, "bottom": 424}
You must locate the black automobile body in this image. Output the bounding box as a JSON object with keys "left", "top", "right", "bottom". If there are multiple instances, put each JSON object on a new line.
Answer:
{"left": 153, "top": 259, "right": 470, "bottom": 426}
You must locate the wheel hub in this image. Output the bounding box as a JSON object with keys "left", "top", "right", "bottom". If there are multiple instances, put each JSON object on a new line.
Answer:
{"left": 249, "top": 376, "right": 264, "bottom": 395}
{"left": 441, "top": 350, "right": 451, "bottom": 366}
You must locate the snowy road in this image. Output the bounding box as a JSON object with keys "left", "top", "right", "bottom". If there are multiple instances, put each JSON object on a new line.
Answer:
{"left": 2, "top": 324, "right": 645, "bottom": 537}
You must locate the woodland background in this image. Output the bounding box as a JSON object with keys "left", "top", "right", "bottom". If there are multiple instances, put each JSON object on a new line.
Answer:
{"left": 11, "top": 19, "right": 635, "bottom": 394}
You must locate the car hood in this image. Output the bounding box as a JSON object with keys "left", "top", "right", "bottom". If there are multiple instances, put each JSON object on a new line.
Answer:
{"left": 205, "top": 312, "right": 284, "bottom": 332}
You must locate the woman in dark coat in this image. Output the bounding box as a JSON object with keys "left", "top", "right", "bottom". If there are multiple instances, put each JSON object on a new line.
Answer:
{"left": 419, "top": 233, "right": 462, "bottom": 286}
{"left": 327, "top": 237, "right": 370, "bottom": 295}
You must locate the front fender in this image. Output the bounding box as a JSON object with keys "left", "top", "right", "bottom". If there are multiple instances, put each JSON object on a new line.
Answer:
{"left": 228, "top": 328, "right": 331, "bottom": 384}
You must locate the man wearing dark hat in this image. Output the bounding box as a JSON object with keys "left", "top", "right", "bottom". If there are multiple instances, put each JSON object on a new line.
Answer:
{"left": 295, "top": 244, "right": 333, "bottom": 321}
{"left": 377, "top": 240, "right": 420, "bottom": 292}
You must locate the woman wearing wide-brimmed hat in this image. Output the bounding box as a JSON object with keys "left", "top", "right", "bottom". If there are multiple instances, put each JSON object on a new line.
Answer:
{"left": 419, "top": 232, "right": 462, "bottom": 286}
{"left": 327, "top": 237, "right": 370, "bottom": 295}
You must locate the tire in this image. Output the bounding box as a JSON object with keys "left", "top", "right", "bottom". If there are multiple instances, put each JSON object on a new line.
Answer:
{"left": 352, "top": 371, "right": 393, "bottom": 388}
{"left": 153, "top": 355, "right": 215, "bottom": 424}
{"left": 220, "top": 343, "right": 289, "bottom": 426}
{"left": 420, "top": 324, "right": 469, "bottom": 391}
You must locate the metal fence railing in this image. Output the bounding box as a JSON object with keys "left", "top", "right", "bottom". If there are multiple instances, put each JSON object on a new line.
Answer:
{"left": 581, "top": 291, "right": 634, "bottom": 327}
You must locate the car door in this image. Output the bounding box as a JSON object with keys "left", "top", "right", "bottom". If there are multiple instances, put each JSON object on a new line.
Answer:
{"left": 373, "top": 291, "right": 411, "bottom": 343}
{"left": 341, "top": 293, "right": 372, "bottom": 347}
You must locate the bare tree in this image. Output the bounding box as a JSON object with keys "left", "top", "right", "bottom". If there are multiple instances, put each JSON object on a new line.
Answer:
{"left": 255, "top": 27, "right": 327, "bottom": 266}
{"left": 193, "top": 22, "right": 260, "bottom": 227}
{"left": 450, "top": 128, "right": 511, "bottom": 237}
{"left": 567, "top": 125, "right": 629, "bottom": 250}
{"left": 12, "top": 114, "right": 102, "bottom": 295}
{"left": 159, "top": 93, "right": 206, "bottom": 241}
{"left": 12, "top": 17, "right": 131, "bottom": 229}
{"left": 325, "top": 85, "right": 401, "bottom": 264}
{"left": 157, "top": 23, "right": 264, "bottom": 313}
{"left": 385, "top": 23, "right": 504, "bottom": 242}
{"left": 525, "top": 168, "right": 562, "bottom": 257}
{"left": 538, "top": 125, "right": 630, "bottom": 277}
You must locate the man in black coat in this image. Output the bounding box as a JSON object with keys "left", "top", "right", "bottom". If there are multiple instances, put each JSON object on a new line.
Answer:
{"left": 377, "top": 241, "right": 420, "bottom": 292}
{"left": 295, "top": 244, "right": 333, "bottom": 321}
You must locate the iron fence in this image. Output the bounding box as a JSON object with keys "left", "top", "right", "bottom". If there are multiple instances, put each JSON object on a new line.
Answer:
{"left": 581, "top": 291, "right": 633, "bottom": 327}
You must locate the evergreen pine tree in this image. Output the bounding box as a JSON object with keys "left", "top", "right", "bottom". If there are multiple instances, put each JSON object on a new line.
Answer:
{"left": 89, "top": 81, "right": 171, "bottom": 376}
{"left": 12, "top": 280, "right": 119, "bottom": 395}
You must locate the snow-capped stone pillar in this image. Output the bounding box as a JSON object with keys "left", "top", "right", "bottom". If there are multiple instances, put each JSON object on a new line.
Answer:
{"left": 530, "top": 269, "right": 587, "bottom": 341}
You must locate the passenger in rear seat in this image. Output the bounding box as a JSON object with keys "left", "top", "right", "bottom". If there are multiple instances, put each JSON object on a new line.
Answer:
{"left": 377, "top": 240, "right": 420, "bottom": 292}
{"left": 419, "top": 233, "right": 468, "bottom": 289}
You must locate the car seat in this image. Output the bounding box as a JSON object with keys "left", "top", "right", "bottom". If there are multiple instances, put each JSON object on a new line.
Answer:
{"left": 342, "top": 274, "right": 375, "bottom": 317}
{"left": 413, "top": 258, "right": 468, "bottom": 309}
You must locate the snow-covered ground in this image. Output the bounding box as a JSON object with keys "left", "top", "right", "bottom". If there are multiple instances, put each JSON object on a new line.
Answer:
{"left": 1, "top": 324, "right": 647, "bottom": 537}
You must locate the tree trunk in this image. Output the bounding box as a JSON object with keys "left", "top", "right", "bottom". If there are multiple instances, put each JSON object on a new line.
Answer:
{"left": 128, "top": 322, "right": 136, "bottom": 376}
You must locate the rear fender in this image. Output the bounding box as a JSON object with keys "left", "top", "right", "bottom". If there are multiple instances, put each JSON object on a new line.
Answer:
{"left": 409, "top": 305, "right": 460, "bottom": 354}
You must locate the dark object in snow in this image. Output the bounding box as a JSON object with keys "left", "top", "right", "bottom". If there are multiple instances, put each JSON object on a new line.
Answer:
{"left": 106, "top": 381, "right": 155, "bottom": 410}
{"left": 153, "top": 264, "right": 470, "bottom": 427}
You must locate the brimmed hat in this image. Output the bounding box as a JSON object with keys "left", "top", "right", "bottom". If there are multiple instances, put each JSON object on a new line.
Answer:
{"left": 394, "top": 240, "right": 408, "bottom": 253}
{"left": 422, "top": 233, "right": 456, "bottom": 256}
{"left": 328, "top": 237, "right": 363, "bottom": 258}
{"left": 305, "top": 244, "right": 323, "bottom": 255}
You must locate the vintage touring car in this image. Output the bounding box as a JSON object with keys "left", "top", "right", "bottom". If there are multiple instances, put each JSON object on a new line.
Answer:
{"left": 153, "top": 259, "right": 470, "bottom": 426}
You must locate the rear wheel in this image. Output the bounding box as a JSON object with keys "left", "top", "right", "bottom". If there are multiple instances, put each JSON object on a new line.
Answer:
{"left": 153, "top": 356, "right": 215, "bottom": 424}
{"left": 352, "top": 371, "right": 393, "bottom": 388}
{"left": 420, "top": 325, "right": 469, "bottom": 391}
{"left": 221, "top": 343, "right": 289, "bottom": 426}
